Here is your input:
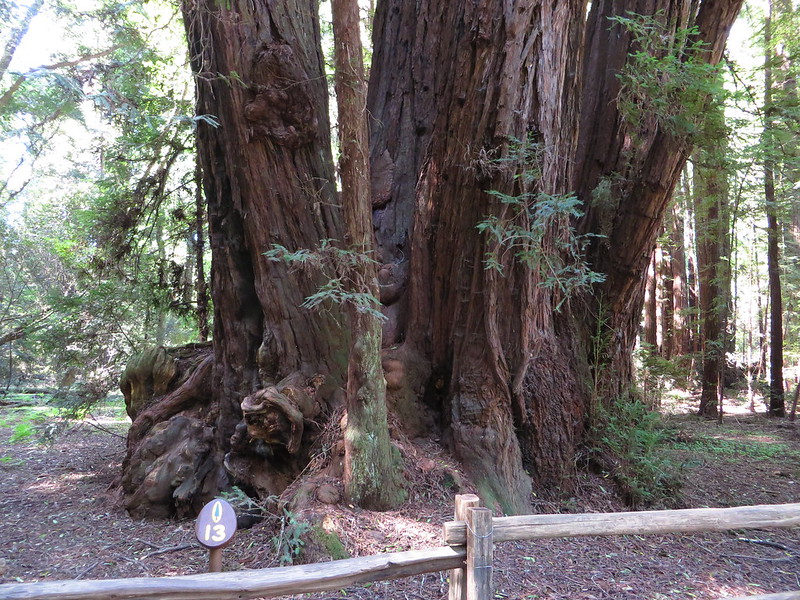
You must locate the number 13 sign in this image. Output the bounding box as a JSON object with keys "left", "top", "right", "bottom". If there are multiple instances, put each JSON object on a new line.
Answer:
{"left": 195, "top": 498, "right": 237, "bottom": 548}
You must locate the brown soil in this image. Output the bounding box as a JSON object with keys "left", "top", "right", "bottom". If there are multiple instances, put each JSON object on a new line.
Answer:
{"left": 0, "top": 397, "right": 798, "bottom": 599}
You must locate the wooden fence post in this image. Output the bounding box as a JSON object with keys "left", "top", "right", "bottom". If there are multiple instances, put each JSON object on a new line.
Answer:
{"left": 449, "top": 494, "right": 480, "bottom": 600}
{"left": 466, "top": 507, "right": 493, "bottom": 600}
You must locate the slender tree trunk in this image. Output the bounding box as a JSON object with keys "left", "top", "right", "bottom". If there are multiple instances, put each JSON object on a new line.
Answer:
{"left": 331, "top": 0, "right": 405, "bottom": 509}
{"left": 193, "top": 160, "right": 210, "bottom": 343}
{"left": 658, "top": 242, "right": 674, "bottom": 359}
{"left": 0, "top": 0, "right": 45, "bottom": 80}
{"left": 692, "top": 81, "right": 732, "bottom": 417}
{"left": 666, "top": 202, "right": 690, "bottom": 357}
{"left": 644, "top": 252, "right": 659, "bottom": 350}
{"left": 693, "top": 150, "right": 728, "bottom": 418}
{"left": 764, "top": 4, "right": 785, "bottom": 417}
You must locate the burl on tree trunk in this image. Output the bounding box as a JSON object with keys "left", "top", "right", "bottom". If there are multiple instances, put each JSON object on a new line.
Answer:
{"left": 119, "top": 345, "right": 335, "bottom": 518}
{"left": 119, "top": 344, "right": 215, "bottom": 519}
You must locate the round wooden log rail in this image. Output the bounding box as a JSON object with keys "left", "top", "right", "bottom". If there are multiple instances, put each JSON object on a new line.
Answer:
{"left": 2, "top": 502, "right": 798, "bottom": 600}
{"left": 443, "top": 502, "right": 800, "bottom": 545}
{"left": 727, "top": 594, "right": 800, "bottom": 600}
{"left": 0, "top": 547, "right": 465, "bottom": 600}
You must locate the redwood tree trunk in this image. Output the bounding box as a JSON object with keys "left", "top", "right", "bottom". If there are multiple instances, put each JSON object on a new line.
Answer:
{"left": 693, "top": 149, "right": 728, "bottom": 418}
{"left": 120, "top": 0, "right": 743, "bottom": 518}
{"left": 764, "top": 4, "right": 786, "bottom": 417}
{"left": 182, "top": 0, "right": 349, "bottom": 501}
{"left": 644, "top": 252, "right": 659, "bottom": 350}
{"left": 667, "top": 200, "right": 692, "bottom": 357}
{"left": 368, "top": 0, "right": 742, "bottom": 511}
{"left": 574, "top": 0, "right": 739, "bottom": 399}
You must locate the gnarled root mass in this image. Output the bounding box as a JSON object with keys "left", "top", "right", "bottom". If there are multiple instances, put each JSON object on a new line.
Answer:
{"left": 118, "top": 344, "right": 216, "bottom": 519}
{"left": 117, "top": 345, "right": 363, "bottom": 519}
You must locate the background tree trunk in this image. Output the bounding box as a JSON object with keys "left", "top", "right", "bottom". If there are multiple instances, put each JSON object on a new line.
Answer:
{"left": 666, "top": 184, "right": 694, "bottom": 358}
{"left": 764, "top": 2, "right": 786, "bottom": 417}
{"left": 644, "top": 252, "right": 659, "bottom": 350}
{"left": 331, "top": 0, "right": 405, "bottom": 509}
{"left": 693, "top": 143, "right": 729, "bottom": 418}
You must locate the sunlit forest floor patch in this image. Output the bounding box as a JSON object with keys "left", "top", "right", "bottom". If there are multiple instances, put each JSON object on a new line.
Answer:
{"left": 0, "top": 394, "right": 797, "bottom": 599}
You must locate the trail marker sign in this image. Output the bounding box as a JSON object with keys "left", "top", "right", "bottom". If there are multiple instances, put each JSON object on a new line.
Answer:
{"left": 196, "top": 498, "right": 237, "bottom": 547}
{"left": 196, "top": 498, "right": 237, "bottom": 572}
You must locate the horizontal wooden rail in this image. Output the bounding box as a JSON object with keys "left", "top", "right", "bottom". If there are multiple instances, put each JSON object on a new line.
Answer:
{"left": 0, "top": 546, "right": 465, "bottom": 600}
{"left": 724, "top": 593, "right": 800, "bottom": 600}
{"left": 443, "top": 503, "right": 800, "bottom": 545}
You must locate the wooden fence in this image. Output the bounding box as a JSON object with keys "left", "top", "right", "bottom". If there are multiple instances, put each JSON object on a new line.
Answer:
{"left": 1, "top": 498, "right": 798, "bottom": 600}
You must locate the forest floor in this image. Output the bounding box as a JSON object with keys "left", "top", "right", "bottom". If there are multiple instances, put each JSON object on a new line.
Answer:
{"left": 0, "top": 391, "right": 798, "bottom": 599}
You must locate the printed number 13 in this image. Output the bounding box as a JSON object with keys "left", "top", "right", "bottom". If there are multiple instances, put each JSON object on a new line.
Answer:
{"left": 204, "top": 524, "right": 226, "bottom": 542}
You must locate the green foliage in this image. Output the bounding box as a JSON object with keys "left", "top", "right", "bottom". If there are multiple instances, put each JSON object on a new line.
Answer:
{"left": 272, "top": 508, "right": 312, "bottom": 565}
{"left": 10, "top": 421, "right": 35, "bottom": 442}
{"left": 671, "top": 434, "right": 800, "bottom": 462}
{"left": 478, "top": 140, "right": 605, "bottom": 311}
{"left": 634, "top": 344, "right": 694, "bottom": 407}
{"left": 220, "top": 486, "right": 311, "bottom": 565}
{"left": 220, "top": 485, "right": 274, "bottom": 515}
{"left": 588, "top": 396, "right": 683, "bottom": 508}
{"left": 265, "top": 239, "right": 385, "bottom": 321}
{"left": 0, "top": 0, "right": 208, "bottom": 405}
{"left": 0, "top": 399, "right": 60, "bottom": 444}
{"left": 613, "top": 11, "right": 725, "bottom": 140}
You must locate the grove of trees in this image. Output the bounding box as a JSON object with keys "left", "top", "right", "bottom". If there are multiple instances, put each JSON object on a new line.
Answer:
{"left": 2, "top": 0, "right": 798, "bottom": 518}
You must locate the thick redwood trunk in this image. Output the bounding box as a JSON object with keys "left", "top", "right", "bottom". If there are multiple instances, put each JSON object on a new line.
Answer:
{"left": 367, "top": 0, "right": 741, "bottom": 511}
{"left": 119, "top": 0, "right": 351, "bottom": 515}
{"left": 574, "top": 0, "right": 740, "bottom": 402}
{"left": 121, "top": 0, "right": 744, "bottom": 518}
{"left": 369, "top": 1, "right": 587, "bottom": 512}
{"left": 187, "top": 0, "right": 351, "bottom": 497}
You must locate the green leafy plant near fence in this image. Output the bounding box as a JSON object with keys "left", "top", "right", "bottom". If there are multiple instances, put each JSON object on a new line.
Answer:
{"left": 588, "top": 396, "right": 683, "bottom": 508}
{"left": 221, "top": 486, "right": 313, "bottom": 566}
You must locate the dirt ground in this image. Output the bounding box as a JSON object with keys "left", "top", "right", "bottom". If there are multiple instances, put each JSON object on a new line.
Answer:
{"left": 0, "top": 394, "right": 798, "bottom": 599}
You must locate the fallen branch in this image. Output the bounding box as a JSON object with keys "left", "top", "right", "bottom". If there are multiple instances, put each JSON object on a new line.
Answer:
{"left": 75, "top": 562, "right": 99, "bottom": 581}
{"left": 737, "top": 538, "right": 798, "bottom": 555}
{"left": 721, "top": 552, "right": 797, "bottom": 563}
{"left": 83, "top": 418, "right": 127, "bottom": 440}
{"left": 140, "top": 543, "right": 194, "bottom": 560}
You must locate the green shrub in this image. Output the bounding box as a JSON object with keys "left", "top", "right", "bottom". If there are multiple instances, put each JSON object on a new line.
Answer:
{"left": 10, "top": 422, "right": 36, "bottom": 443}
{"left": 588, "top": 395, "right": 683, "bottom": 508}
